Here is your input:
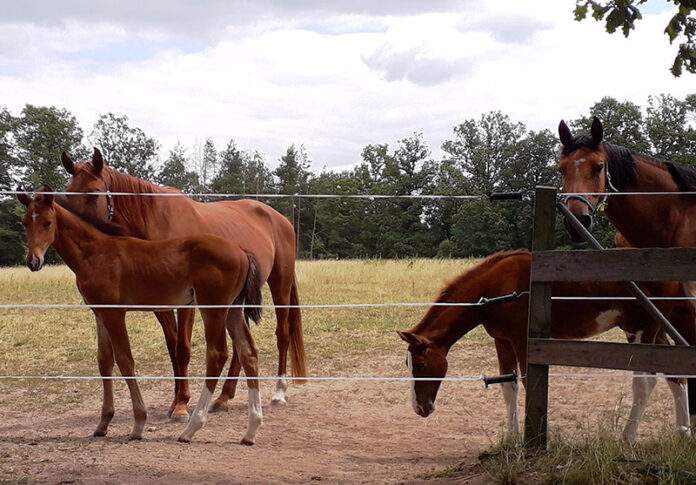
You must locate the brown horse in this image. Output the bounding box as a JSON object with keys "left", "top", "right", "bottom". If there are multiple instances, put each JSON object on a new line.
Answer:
{"left": 398, "top": 250, "right": 696, "bottom": 442}
{"left": 19, "top": 188, "right": 264, "bottom": 445}
{"left": 60, "top": 148, "right": 306, "bottom": 420}
{"left": 558, "top": 116, "right": 696, "bottom": 425}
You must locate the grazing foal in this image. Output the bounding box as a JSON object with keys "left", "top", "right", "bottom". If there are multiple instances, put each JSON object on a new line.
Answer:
{"left": 19, "top": 188, "right": 264, "bottom": 445}
{"left": 398, "top": 250, "right": 696, "bottom": 442}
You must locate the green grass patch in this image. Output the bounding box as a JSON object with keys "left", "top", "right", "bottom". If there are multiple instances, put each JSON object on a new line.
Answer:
{"left": 476, "top": 430, "right": 696, "bottom": 484}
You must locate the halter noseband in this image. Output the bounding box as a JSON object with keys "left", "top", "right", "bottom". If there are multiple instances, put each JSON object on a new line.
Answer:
{"left": 561, "top": 161, "right": 619, "bottom": 216}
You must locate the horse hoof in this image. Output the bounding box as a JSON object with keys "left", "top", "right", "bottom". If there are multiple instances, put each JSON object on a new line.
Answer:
{"left": 93, "top": 429, "right": 107, "bottom": 437}
{"left": 170, "top": 410, "right": 190, "bottom": 423}
{"left": 178, "top": 435, "right": 192, "bottom": 443}
{"left": 270, "top": 397, "right": 287, "bottom": 406}
{"left": 128, "top": 433, "right": 143, "bottom": 441}
{"left": 240, "top": 437, "right": 255, "bottom": 446}
{"left": 208, "top": 400, "right": 229, "bottom": 413}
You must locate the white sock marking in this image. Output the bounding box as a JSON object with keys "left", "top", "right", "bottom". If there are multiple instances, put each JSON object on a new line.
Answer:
{"left": 667, "top": 380, "right": 691, "bottom": 437}
{"left": 623, "top": 371, "right": 656, "bottom": 443}
{"left": 179, "top": 387, "right": 213, "bottom": 442}
{"left": 271, "top": 374, "right": 288, "bottom": 403}
{"left": 242, "top": 388, "right": 263, "bottom": 444}
{"left": 501, "top": 381, "right": 519, "bottom": 436}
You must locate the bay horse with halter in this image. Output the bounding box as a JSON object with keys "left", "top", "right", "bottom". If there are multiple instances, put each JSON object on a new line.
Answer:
{"left": 398, "top": 250, "right": 696, "bottom": 442}
{"left": 60, "top": 149, "right": 306, "bottom": 421}
{"left": 19, "top": 187, "right": 264, "bottom": 445}
{"left": 558, "top": 116, "right": 696, "bottom": 427}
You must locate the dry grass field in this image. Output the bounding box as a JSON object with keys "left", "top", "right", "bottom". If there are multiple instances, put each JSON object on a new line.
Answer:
{"left": 1, "top": 259, "right": 695, "bottom": 483}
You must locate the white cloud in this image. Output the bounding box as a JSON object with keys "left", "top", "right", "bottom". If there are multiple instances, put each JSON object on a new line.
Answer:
{"left": 0, "top": 0, "right": 693, "bottom": 172}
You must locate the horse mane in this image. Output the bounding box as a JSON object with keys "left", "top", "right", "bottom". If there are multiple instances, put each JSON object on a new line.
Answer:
{"left": 57, "top": 198, "right": 126, "bottom": 237}
{"left": 436, "top": 249, "right": 530, "bottom": 303}
{"left": 86, "top": 163, "right": 184, "bottom": 235}
{"left": 664, "top": 162, "right": 696, "bottom": 191}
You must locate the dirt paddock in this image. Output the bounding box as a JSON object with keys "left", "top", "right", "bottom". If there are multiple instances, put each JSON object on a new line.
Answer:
{"left": 0, "top": 359, "right": 680, "bottom": 483}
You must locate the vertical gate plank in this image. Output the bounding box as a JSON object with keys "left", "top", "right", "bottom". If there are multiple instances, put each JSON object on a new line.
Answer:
{"left": 523, "top": 186, "right": 557, "bottom": 449}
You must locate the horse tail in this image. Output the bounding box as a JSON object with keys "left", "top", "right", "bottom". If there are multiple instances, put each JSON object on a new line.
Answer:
{"left": 236, "top": 252, "right": 263, "bottom": 324}
{"left": 288, "top": 276, "right": 307, "bottom": 383}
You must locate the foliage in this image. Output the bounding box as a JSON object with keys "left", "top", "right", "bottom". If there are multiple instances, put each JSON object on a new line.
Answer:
{"left": 157, "top": 143, "right": 200, "bottom": 193}
{"left": 13, "top": 104, "right": 86, "bottom": 189}
{"left": 574, "top": 0, "right": 696, "bottom": 76}
{"left": 1, "top": 94, "right": 696, "bottom": 265}
{"left": 90, "top": 113, "right": 158, "bottom": 179}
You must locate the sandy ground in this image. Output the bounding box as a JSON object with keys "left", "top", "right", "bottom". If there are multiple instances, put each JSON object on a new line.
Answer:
{"left": 0, "top": 350, "right": 682, "bottom": 484}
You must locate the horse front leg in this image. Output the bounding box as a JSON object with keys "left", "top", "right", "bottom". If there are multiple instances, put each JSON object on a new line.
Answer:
{"left": 494, "top": 338, "right": 520, "bottom": 438}
{"left": 93, "top": 314, "right": 115, "bottom": 437}
{"left": 210, "top": 308, "right": 244, "bottom": 413}
{"left": 153, "top": 311, "right": 181, "bottom": 419}
{"left": 101, "top": 310, "right": 147, "bottom": 440}
{"left": 178, "top": 309, "right": 228, "bottom": 443}
{"left": 171, "top": 307, "right": 195, "bottom": 422}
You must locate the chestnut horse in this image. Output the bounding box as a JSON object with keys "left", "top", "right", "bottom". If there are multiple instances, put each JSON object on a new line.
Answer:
{"left": 19, "top": 188, "right": 264, "bottom": 445}
{"left": 60, "top": 149, "right": 306, "bottom": 420}
{"left": 558, "top": 116, "right": 696, "bottom": 426}
{"left": 398, "top": 250, "right": 696, "bottom": 442}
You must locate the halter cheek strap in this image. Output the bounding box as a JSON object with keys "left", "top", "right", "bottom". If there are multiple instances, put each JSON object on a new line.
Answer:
{"left": 105, "top": 189, "right": 115, "bottom": 221}
{"left": 561, "top": 162, "right": 618, "bottom": 215}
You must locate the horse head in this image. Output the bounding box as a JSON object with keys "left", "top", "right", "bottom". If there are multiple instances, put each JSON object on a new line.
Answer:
{"left": 61, "top": 147, "right": 113, "bottom": 223}
{"left": 17, "top": 186, "right": 57, "bottom": 272}
{"left": 557, "top": 116, "right": 609, "bottom": 242}
{"left": 398, "top": 330, "right": 448, "bottom": 417}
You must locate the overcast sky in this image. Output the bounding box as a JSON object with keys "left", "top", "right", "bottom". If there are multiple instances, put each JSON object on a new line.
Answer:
{"left": 0, "top": 0, "right": 692, "bottom": 171}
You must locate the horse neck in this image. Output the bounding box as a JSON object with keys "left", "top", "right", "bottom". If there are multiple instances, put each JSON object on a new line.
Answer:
{"left": 606, "top": 156, "right": 680, "bottom": 246}
{"left": 52, "top": 205, "right": 104, "bottom": 273}
{"left": 104, "top": 168, "right": 180, "bottom": 238}
{"left": 412, "top": 295, "right": 482, "bottom": 353}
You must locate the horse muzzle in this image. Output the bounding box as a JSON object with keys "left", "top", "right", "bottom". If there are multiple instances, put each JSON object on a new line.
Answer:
{"left": 563, "top": 212, "right": 593, "bottom": 243}
{"left": 415, "top": 401, "right": 434, "bottom": 418}
{"left": 26, "top": 254, "right": 44, "bottom": 272}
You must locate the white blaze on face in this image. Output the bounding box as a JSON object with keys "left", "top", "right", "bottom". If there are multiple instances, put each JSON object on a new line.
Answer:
{"left": 407, "top": 351, "right": 418, "bottom": 413}
{"left": 31, "top": 211, "right": 38, "bottom": 222}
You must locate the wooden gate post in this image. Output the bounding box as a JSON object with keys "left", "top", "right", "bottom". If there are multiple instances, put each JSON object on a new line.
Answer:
{"left": 523, "top": 186, "right": 557, "bottom": 449}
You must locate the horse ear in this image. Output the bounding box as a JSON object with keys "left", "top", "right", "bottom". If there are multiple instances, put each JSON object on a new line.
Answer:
{"left": 17, "top": 189, "right": 31, "bottom": 206}
{"left": 591, "top": 116, "right": 603, "bottom": 145}
{"left": 36, "top": 186, "right": 54, "bottom": 206}
{"left": 558, "top": 120, "right": 573, "bottom": 147}
{"left": 92, "top": 147, "right": 104, "bottom": 174}
{"left": 397, "top": 331, "right": 429, "bottom": 347}
{"left": 61, "top": 152, "right": 75, "bottom": 175}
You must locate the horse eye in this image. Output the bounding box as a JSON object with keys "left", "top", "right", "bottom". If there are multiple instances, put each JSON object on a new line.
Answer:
{"left": 592, "top": 164, "right": 604, "bottom": 174}
{"left": 43, "top": 221, "right": 51, "bottom": 228}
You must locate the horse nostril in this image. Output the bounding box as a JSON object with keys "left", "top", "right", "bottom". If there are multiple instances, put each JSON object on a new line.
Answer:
{"left": 579, "top": 214, "right": 593, "bottom": 229}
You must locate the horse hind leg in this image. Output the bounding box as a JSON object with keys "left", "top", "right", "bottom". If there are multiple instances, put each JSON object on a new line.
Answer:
{"left": 93, "top": 316, "right": 115, "bottom": 437}
{"left": 226, "top": 310, "right": 263, "bottom": 445}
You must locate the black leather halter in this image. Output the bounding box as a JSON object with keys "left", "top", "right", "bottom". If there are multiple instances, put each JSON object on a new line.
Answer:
{"left": 561, "top": 162, "right": 619, "bottom": 215}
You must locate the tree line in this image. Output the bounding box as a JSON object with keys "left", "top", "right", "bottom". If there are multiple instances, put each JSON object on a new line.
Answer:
{"left": 1, "top": 94, "right": 695, "bottom": 265}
